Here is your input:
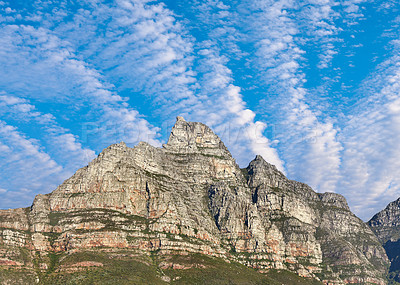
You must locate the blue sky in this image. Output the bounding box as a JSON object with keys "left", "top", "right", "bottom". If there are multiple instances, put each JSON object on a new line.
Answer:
{"left": 0, "top": 0, "right": 399, "bottom": 220}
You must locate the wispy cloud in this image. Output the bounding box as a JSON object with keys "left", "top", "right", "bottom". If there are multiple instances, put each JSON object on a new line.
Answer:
{"left": 193, "top": 45, "right": 283, "bottom": 168}
{"left": 175, "top": 1, "right": 284, "bottom": 168}
{"left": 0, "top": 7, "right": 161, "bottom": 207}
{"left": 0, "top": 0, "right": 399, "bottom": 221}
{"left": 0, "top": 93, "right": 96, "bottom": 168}
{"left": 235, "top": 0, "right": 344, "bottom": 193}
{"left": 338, "top": 51, "right": 400, "bottom": 219}
{"left": 0, "top": 120, "right": 64, "bottom": 208}
{"left": 38, "top": 0, "right": 284, "bottom": 168}
{"left": 0, "top": 23, "right": 160, "bottom": 146}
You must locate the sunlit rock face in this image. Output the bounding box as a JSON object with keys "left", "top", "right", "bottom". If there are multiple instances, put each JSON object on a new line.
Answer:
{"left": 0, "top": 117, "right": 389, "bottom": 284}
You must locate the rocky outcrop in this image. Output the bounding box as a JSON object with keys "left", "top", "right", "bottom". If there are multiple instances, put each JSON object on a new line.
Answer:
{"left": 242, "top": 155, "right": 388, "bottom": 284}
{"left": 369, "top": 198, "right": 400, "bottom": 244}
{"left": 0, "top": 117, "right": 389, "bottom": 284}
{"left": 369, "top": 198, "right": 400, "bottom": 283}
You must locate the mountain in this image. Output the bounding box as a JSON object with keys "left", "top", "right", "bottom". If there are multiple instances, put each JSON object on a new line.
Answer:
{"left": 0, "top": 117, "right": 389, "bottom": 284}
{"left": 369, "top": 198, "right": 400, "bottom": 284}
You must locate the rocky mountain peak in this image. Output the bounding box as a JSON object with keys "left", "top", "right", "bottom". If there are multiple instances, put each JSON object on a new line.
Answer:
{"left": 249, "top": 155, "right": 280, "bottom": 173}
{"left": 318, "top": 192, "right": 350, "bottom": 211}
{"left": 176, "top": 115, "right": 186, "bottom": 122}
{"left": 368, "top": 197, "right": 400, "bottom": 283}
{"left": 246, "top": 154, "right": 286, "bottom": 189}
{"left": 0, "top": 118, "right": 390, "bottom": 285}
{"left": 163, "top": 116, "right": 230, "bottom": 157}
{"left": 370, "top": 198, "right": 400, "bottom": 226}
{"left": 246, "top": 156, "right": 351, "bottom": 209}
{"left": 103, "top": 141, "right": 128, "bottom": 151}
{"left": 369, "top": 197, "right": 400, "bottom": 243}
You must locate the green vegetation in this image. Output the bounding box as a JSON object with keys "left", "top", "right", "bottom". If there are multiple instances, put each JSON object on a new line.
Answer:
{"left": 0, "top": 247, "right": 37, "bottom": 283}
{"left": 142, "top": 169, "right": 170, "bottom": 180}
{"left": 199, "top": 153, "right": 226, "bottom": 160}
{"left": 271, "top": 186, "right": 283, "bottom": 192}
{"left": 69, "top": 192, "right": 86, "bottom": 198}
{"left": 162, "top": 254, "right": 322, "bottom": 285}
{"left": 0, "top": 268, "right": 37, "bottom": 285}
{"left": 49, "top": 212, "right": 66, "bottom": 226}
{"left": 48, "top": 208, "right": 148, "bottom": 229}
{"left": 47, "top": 252, "right": 62, "bottom": 273}
{"left": 40, "top": 251, "right": 163, "bottom": 285}
{"left": 266, "top": 269, "right": 323, "bottom": 285}
{"left": 1, "top": 250, "right": 324, "bottom": 285}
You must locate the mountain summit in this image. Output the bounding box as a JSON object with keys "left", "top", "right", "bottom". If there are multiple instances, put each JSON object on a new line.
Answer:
{"left": 369, "top": 197, "right": 400, "bottom": 283}
{"left": 0, "top": 118, "right": 389, "bottom": 284}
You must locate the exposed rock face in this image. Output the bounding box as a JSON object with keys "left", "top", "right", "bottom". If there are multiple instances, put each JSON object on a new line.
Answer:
{"left": 0, "top": 117, "right": 389, "bottom": 284}
{"left": 369, "top": 198, "right": 400, "bottom": 244}
{"left": 369, "top": 198, "right": 400, "bottom": 283}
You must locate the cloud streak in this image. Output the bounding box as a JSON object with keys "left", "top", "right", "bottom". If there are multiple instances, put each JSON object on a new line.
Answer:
{"left": 41, "top": 0, "right": 284, "bottom": 168}
{"left": 339, "top": 50, "right": 400, "bottom": 219}
{"left": 234, "top": 0, "right": 344, "bottom": 193}
{"left": 0, "top": 120, "right": 63, "bottom": 209}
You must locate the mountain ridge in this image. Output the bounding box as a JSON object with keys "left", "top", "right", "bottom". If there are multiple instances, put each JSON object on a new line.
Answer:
{"left": 0, "top": 117, "right": 389, "bottom": 284}
{"left": 369, "top": 197, "right": 400, "bottom": 284}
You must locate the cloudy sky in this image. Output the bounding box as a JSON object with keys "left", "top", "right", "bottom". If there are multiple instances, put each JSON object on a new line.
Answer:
{"left": 0, "top": 0, "right": 399, "bottom": 220}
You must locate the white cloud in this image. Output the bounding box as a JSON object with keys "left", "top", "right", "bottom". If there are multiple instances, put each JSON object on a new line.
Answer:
{"left": 238, "top": 0, "right": 343, "bottom": 193}
{"left": 0, "top": 120, "right": 65, "bottom": 208}
{"left": 0, "top": 0, "right": 395, "bottom": 222}
{"left": 4, "top": 7, "right": 15, "bottom": 14}
{"left": 338, "top": 54, "right": 400, "bottom": 220}
{"left": 34, "top": 0, "right": 284, "bottom": 169}
{"left": 0, "top": 94, "right": 25, "bottom": 105}
{"left": 0, "top": 17, "right": 161, "bottom": 207}
{"left": 193, "top": 47, "right": 284, "bottom": 169}
{"left": 0, "top": 93, "right": 96, "bottom": 167}
{"left": 0, "top": 23, "right": 160, "bottom": 147}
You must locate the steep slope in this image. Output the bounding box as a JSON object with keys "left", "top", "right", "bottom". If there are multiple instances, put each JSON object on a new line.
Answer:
{"left": 369, "top": 198, "right": 400, "bottom": 283}
{"left": 240, "top": 156, "right": 388, "bottom": 284}
{"left": 0, "top": 117, "right": 389, "bottom": 284}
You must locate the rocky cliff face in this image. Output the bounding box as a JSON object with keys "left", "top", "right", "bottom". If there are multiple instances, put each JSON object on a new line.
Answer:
{"left": 369, "top": 198, "right": 400, "bottom": 283}
{"left": 0, "top": 117, "right": 389, "bottom": 284}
